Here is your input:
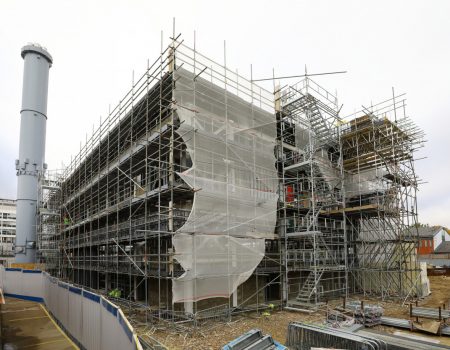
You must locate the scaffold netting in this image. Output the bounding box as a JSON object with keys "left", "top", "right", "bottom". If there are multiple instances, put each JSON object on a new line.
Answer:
{"left": 172, "top": 66, "right": 278, "bottom": 303}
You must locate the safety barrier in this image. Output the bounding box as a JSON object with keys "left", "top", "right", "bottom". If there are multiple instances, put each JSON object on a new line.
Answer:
{"left": 0, "top": 266, "right": 142, "bottom": 350}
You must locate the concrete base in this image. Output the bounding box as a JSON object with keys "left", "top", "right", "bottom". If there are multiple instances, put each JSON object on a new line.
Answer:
{"left": 1, "top": 297, "right": 77, "bottom": 349}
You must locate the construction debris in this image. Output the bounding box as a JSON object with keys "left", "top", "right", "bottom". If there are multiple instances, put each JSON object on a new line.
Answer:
{"left": 414, "top": 320, "right": 442, "bottom": 335}
{"left": 326, "top": 308, "right": 355, "bottom": 327}
{"left": 346, "top": 301, "right": 384, "bottom": 327}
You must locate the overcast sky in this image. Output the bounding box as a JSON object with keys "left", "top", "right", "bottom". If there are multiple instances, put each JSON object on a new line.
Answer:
{"left": 1, "top": 0, "right": 449, "bottom": 226}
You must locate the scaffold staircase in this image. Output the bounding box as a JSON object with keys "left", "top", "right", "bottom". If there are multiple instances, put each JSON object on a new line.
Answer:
{"left": 281, "top": 78, "right": 347, "bottom": 309}
{"left": 296, "top": 268, "right": 325, "bottom": 303}
{"left": 283, "top": 92, "right": 336, "bottom": 146}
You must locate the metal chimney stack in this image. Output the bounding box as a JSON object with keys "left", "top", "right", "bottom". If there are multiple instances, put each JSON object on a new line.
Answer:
{"left": 15, "top": 44, "right": 52, "bottom": 263}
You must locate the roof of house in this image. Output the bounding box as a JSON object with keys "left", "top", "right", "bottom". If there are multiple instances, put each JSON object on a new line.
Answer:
{"left": 417, "top": 226, "right": 444, "bottom": 238}
{"left": 435, "top": 241, "right": 450, "bottom": 254}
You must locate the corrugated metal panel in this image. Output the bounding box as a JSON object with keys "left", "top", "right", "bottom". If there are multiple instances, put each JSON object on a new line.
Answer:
{"left": 117, "top": 309, "right": 135, "bottom": 350}
{"left": 4, "top": 269, "right": 21, "bottom": 294}
{"left": 22, "top": 271, "right": 43, "bottom": 298}
{"left": 43, "top": 273, "right": 50, "bottom": 302}
{"left": 50, "top": 278, "right": 59, "bottom": 318}
{"left": 68, "top": 286, "right": 83, "bottom": 342}
{"left": 100, "top": 297, "right": 122, "bottom": 350}
{"left": 82, "top": 290, "right": 101, "bottom": 350}
{"left": 57, "top": 282, "right": 69, "bottom": 327}
{"left": 0, "top": 266, "right": 4, "bottom": 289}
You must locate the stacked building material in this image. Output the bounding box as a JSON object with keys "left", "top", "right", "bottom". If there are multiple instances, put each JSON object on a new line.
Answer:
{"left": 286, "top": 322, "right": 387, "bottom": 350}
{"left": 381, "top": 316, "right": 450, "bottom": 336}
{"left": 380, "top": 316, "right": 412, "bottom": 329}
{"left": 222, "top": 329, "right": 287, "bottom": 350}
{"left": 346, "top": 301, "right": 384, "bottom": 327}
{"left": 326, "top": 308, "right": 355, "bottom": 327}
{"left": 412, "top": 306, "right": 450, "bottom": 320}
{"left": 327, "top": 309, "right": 347, "bottom": 322}
{"left": 442, "top": 325, "right": 450, "bottom": 336}
{"left": 357, "top": 329, "right": 450, "bottom": 350}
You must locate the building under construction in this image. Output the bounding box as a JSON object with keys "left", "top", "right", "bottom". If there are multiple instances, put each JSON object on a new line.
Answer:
{"left": 36, "top": 37, "right": 425, "bottom": 324}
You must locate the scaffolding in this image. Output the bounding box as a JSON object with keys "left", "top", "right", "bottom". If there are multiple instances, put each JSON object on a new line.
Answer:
{"left": 40, "top": 34, "right": 425, "bottom": 329}
{"left": 277, "top": 77, "right": 347, "bottom": 307}
{"left": 340, "top": 99, "right": 425, "bottom": 299}
{"left": 52, "top": 36, "right": 282, "bottom": 328}
{"left": 37, "top": 169, "right": 63, "bottom": 274}
{"left": 277, "top": 78, "right": 424, "bottom": 307}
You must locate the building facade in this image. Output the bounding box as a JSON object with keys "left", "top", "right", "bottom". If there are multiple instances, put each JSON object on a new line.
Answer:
{"left": 417, "top": 226, "right": 450, "bottom": 255}
{"left": 0, "top": 199, "right": 16, "bottom": 263}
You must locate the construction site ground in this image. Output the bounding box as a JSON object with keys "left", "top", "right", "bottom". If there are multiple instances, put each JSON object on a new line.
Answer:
{"left": 128, "top": 275, "right": 450, "bottom": 349}
{"left": 1, "top": 297, "right": 77, "bottom": 350}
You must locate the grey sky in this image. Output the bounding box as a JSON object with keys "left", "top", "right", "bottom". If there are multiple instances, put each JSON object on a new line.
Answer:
{"left": 1, "top": 0, "right": 449, "bottom": 226}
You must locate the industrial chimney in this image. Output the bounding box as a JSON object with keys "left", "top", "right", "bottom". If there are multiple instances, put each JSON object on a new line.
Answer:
{"left": 15, "top": 44, "right": 52, "bottom": 263}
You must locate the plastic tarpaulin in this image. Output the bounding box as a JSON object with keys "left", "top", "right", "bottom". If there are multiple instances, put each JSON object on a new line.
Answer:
{"left": 344, "top": 168, "right": 389, "bottom": 197}
{"left": 172, "top": 67, "right": 278, "bottom": 302}
{"left": 172, "top": 234, "right": 265, "bottom": 302}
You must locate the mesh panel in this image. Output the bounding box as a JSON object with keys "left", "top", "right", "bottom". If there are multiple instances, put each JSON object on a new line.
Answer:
{"left": 172, "top": 67, "right": 278, "bottom": 303}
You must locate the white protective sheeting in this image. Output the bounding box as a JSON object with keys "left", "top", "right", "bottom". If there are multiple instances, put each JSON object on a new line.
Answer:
{"left": 172, "top": 234, "right": 265, "bottom": 302}
{"left": 344, "top": 168, "right": 389, "bottom": 197}
{"left": 172, "top": 67, "right": 278, "bottom": 302}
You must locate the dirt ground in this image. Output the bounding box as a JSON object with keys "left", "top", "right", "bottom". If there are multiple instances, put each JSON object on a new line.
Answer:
{"left": 136, "top": 310, "right": 323, "bottom": 349}
{"left": 420, "top": 276, "right": 450, "bottom": 308}
{"left": 377, "top": 275, "right": 450, "bottom": 347}
{"left": 131, "top": 275, "right": 450, "bottom": 349}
